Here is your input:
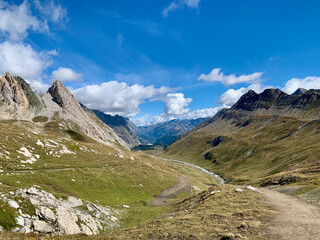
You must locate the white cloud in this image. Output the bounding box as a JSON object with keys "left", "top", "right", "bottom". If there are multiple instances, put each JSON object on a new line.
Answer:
{"left": 282, "top": 76, "right": 320, "bottom": 94}
{"left": 132, "top": 105, "right": 222, "bottom": 126}
{"left": 0, "top": 41, "right": 53, "bottom": 92}
{"left": 132, "top": 114, "right": 176, "bottom": 126}
{"left": 162, "top": 0, "right": 200, "bottom": 18}
{"left": 0, "top": 0, "right": 47, "bottom": 40}
{"left": 162, "top": 93, "right": 192, "bottom": 115}
{"left": 0, "top": 0, "right": 67, "bottom": 40}
{"left": 72, "top": 82, "right": 173, "bottom": 117}
{"left": 219, "top": 83, "right": 268, "bottom": 106}
{"left": 51, "top": 67, "right": 83, "bottom": 82}
{"left": 0, "top": 41, "right": 52, "bottom": 91}
{"left": 184, "top": 106, "right": 223, "bottom": 119}
{"left": 32, "top": 0, "right": 67, "bottom": 23}
{"left": 198, "top": 68, "right": 263, "bottom": 86}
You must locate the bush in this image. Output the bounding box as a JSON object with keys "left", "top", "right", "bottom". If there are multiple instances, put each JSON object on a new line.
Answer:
{"left": 32, "top": 116, "right": 49, "bottom": 122}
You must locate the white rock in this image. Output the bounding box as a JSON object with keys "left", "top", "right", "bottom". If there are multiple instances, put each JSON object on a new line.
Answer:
{"left": 246, "top": 185, "right": 262, "bottom": 193}
{"left": 235, "top": 188, "right": 243, "bottom": 192}
{"left": 246, "top": 185, "right": 256, "bottom": 191}
{"left": 15, "top": 216, "right": 24, "bottom": 226}
{"left": 17, "top": 147, "right": 32, "bottom": 157}
{"left": 0, "top": 225, "right": 4, "bottom": 231}
{"left": 36, "top": 206, "right": 56, "bottom": 222}
{"left": 8, "top": 200, "right": 19, "bottom": 209}
{"left": 36, "top": 139, "right": 44, "bottom": 147}
{"left": 122, "top": 205, "right": 130, "bottom": 208}
{"left": 27, "top": 187, "right": 39, "bottom": 195}
{"left": 56, "top": 206, "right": 81, "bottom": 235}
{"left": 79, "top": 214, "right": 99, "bottom": 234}
{"left": 67, "top": 196, "right": 83, "bottom": 207}
{"left": 33, "top": 220, "right": 54, "bottom": 233}
{"left": 80, "top": 223, "right": 93, "bottom": 235}
{"left": 210, "top": 190, "right": 220, "bottom": 195}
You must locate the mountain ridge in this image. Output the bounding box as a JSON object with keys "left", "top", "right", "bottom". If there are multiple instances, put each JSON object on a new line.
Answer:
{"left": 0, "top": 73, "right": 127, "bottom": 148}
{"left": 165, "top": 87, "right": 320, "bottom": 190}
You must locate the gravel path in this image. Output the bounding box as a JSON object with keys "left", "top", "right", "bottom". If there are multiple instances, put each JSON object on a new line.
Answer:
{"left": 260, "top": 188, "right": 320, "bottom": 240}
{"left": 151, "top": 175, "right": 190, "bottom": 207}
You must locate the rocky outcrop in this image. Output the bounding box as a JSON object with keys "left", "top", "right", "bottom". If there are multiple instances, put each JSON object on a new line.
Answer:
{"left": 40, "top": 80, "right": 127, "bottom": 148}
{"left": 0, "top": 72, "right": 127, "bottom": 148}
{"left": 0, "top": 72, "right": 35, "bottom": 119}
{"left": 0, "top": 186, "right": 122, "bottom": 235}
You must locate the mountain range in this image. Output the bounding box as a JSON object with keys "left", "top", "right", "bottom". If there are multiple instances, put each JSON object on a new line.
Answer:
{"left": 165, "top": 88, "right": 320, "bottom": 191}
{"left": 137, "top": 118, "right": 207, "bottom": 146}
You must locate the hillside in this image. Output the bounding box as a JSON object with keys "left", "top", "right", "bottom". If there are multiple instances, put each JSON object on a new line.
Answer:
{"left": 165, "top": 88, "right": 320, "bottom": 201}
{"left": 0, "top": 72, "right": 221, "bottom": 236}
{"left": 137, "top": 118, "right": 207, "bottom": 146}
{"left": 91, "top": 110, "right": 141, "bottom": 148}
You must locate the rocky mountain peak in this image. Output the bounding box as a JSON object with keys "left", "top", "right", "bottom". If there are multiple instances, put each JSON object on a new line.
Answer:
{"left": 292, "top": 88, "right": 308, "bottom": 95}
{"left": 47, "top": 80, "right": 73, "bottom": 108}
{"left": 232, "top": 88, "right": 288, "bottom": 111}
{"left": 44, "top": 80, "right": 128, "bottom": 148}
{"left": 0, "top": 72, "right": 33, "bottom": 119}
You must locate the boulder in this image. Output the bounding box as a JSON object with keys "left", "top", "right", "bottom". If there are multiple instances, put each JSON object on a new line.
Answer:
{"left": 33, "top": 220, "right": 54, "bottom": 233}
{"left": 56, "top": 206, "right": 81, "bottom": 235}
{"left": 36, "top": 206, "right": 56, "bottom": 222}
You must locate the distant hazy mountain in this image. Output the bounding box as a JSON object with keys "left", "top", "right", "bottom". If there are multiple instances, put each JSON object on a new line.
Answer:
{"left": 137, "top": 118, "right": 208, "bottom": 146}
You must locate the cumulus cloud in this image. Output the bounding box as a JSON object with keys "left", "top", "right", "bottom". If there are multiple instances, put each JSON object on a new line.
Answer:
{"left": 0, "top": 0, "right": 47, "bottom": 40}
{"left": 72, "top": 82, "right": 173, "bottom": 117}
{"left": 0, "top": 41, "right": 51, "bottom": 79}
{"left": 162, "top": 93, "right": 192, "bottom": 115}
{"left": 162, "top": 0, "right": 200, "bottom": 18}
{"left": 282, "top": 76, "right": 320, "bottom": 94}
{"left": 219, "top": 83, "right": 268, "bottom": 106}
{"left": 51, "top": 67, "right": 83, "bottom": 82}
{"left": 0, "top": 41, "right": 53, "bottom": 92}
{"left": 198, "top": 68, "right": 263, "bottom": 86}
{"left": 184, "top": 106, "right": 223, "bottom": 119}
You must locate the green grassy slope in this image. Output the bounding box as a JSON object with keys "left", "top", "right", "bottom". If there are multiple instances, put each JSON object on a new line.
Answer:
{"left": 165, "top": 115, "right": 320, "bottom": 200}
{"left": 0, "top": 120, "right": 218, "bottom": 233}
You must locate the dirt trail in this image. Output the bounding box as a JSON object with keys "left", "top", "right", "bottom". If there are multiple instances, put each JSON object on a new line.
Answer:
{"left": 151, "top": 175, "right": 190, "bottom": 207}
{"left": 259, "top": 188, "right": 320, "bottom": 240}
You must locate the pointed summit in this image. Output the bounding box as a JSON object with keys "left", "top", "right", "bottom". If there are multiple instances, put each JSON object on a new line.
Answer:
{"left": 292, "top": 88, "right": 308, "bottom": 95}
{"left": 44, "top": 80, "right": 128, "bottom": 147}
{"left": 47, "top": 80, "right": 74, "bottom": 108}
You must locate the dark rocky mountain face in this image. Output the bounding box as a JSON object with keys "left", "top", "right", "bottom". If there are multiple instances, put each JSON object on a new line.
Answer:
{"left": 89, "top": 110, "right": 141, "bottom": 148}
{"left": 229, "top": 88, "right": 320, "bottom": 119}
{"left": 137, "top": 118, "right": 208, "bottom": 146}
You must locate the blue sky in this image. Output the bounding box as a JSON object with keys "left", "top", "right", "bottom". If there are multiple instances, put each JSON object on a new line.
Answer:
{"left": 1, "top": 0, "right": 320, "bottom": 125}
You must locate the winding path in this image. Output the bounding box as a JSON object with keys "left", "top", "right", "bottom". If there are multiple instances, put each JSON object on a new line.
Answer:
{"left": 259, "top": 188, "right": 320, "bottom": 240}
{"left": 151, "top": 175, "right": 190, "bottom": 207}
